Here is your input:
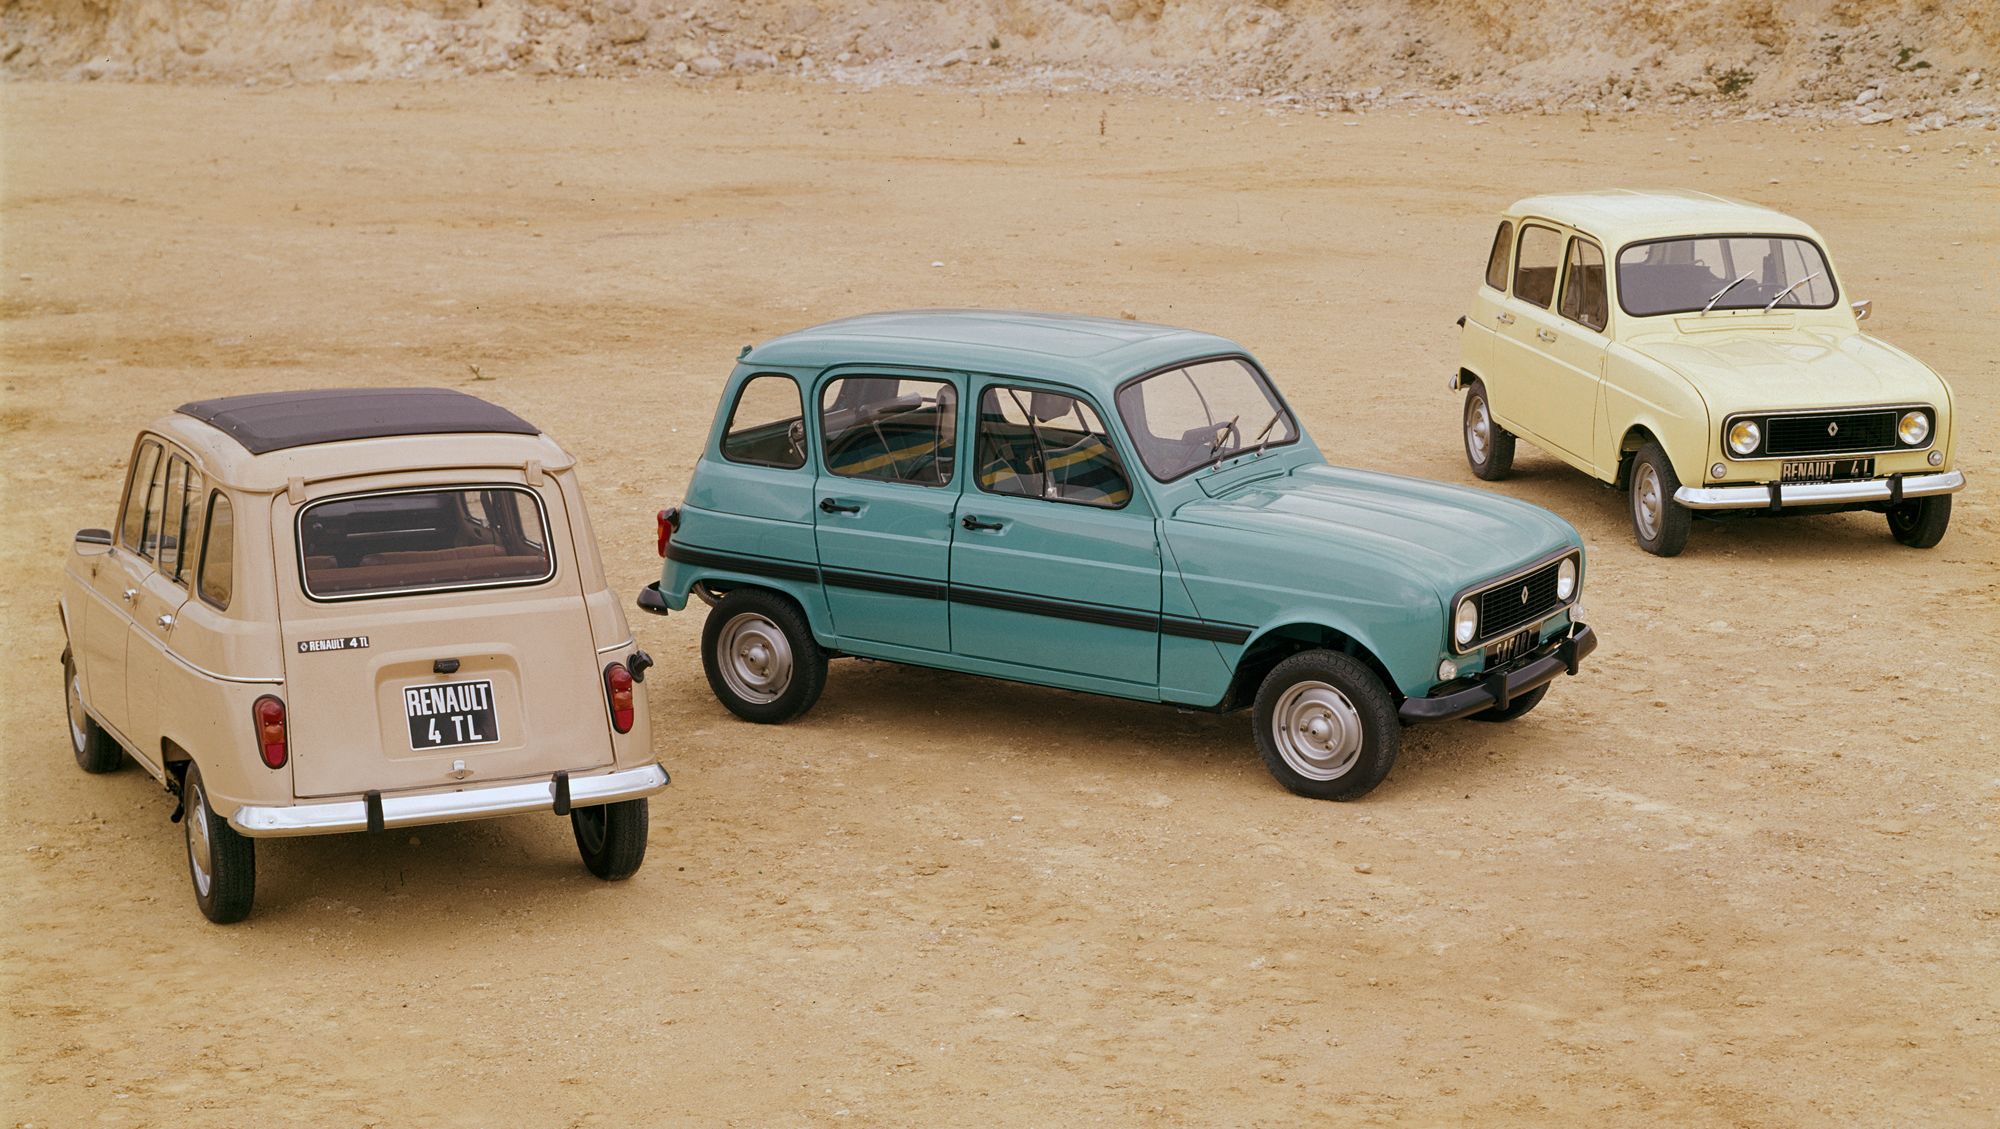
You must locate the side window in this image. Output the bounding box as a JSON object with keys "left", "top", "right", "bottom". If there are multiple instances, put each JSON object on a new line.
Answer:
{"left": 1559, "top": 238, "right": 1609, "bottom": 332}
{"left": 158, "top": 457, "right": 190, "bottom": 580}
{"left": 819, "top": 376, "right": 958, "bottom": 487}
{"left": 975, "top": 387, "right": 1131, "bottom": 509}
{"left": 1513, "top": 224, "right": 1563, "bottom": 309}
{"left": 721, "top": 374, "right": 806, "bottom": 469}
{"left": 119, "top": 440, "right": 163, "bottom": 551}
{"left": 198, "top": 492, "right": 235, "bottom": 609}
{"left": 1483, "top": 221, "right": 1514, "bottom": 291}
{"left": 136, "top": 448, "right": 170, "bottom": 561}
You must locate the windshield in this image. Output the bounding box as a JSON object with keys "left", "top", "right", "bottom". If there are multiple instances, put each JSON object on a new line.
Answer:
{"left": 1114, "top": 357, "right": 1298, "bottom": 482}
{"left": 1617, "top": 235, "right": 1836, "bottom": 317}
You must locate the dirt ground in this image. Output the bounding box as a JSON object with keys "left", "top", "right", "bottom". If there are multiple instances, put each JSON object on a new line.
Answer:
{"left": 2, "top": 79, "right": 1996, "bottom": 1126}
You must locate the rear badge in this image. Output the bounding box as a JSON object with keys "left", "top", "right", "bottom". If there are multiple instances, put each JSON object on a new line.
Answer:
{"left": 298, "top": 636, "right": 370, "bottom": 653}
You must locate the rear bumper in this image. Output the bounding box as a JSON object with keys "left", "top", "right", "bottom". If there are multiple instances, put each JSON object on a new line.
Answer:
{"left": 1674, "top": 469, "right": 1964, "bottom": 511}
{"left": 228, "top": 763, "right": 670, "bottom": 838}
{"left": 1400, "top": 623, "right": 1596, "bottom": 724}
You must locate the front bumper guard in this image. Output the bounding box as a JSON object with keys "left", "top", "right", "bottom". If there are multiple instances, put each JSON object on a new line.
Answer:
{"left": 228, "top": 763, "right": 670, "bottom": 838}
{"left": 1674, "top": 469, "right": 1964, "bottom": 511}
{"left": 1400, "top": 623, "right": 1597, "bottom": 724}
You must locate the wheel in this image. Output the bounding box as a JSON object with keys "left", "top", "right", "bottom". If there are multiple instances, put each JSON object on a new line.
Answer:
{"left": 1629, "top": 441, "right": 1692, "bottom": 557}
{"left": 62, "top": 649, "right": 123, "bottom": 773}
{"left": 572, "top": 798, "right": 649, "bottom": 880}
{"left": 1887, "top": 494, "right": 1951, "bottom": 548}
{"left": 1471, "top": 683, "right": 1548, "bottom": 722}
{"left": 1252, "top": 650, "right": 1401, "bottom": 801}
{"left": 182, "top": 762, "right": 255, "bottom": 924}
{"left": 700, "top": 588, "right": 827, "bottom": 723}
{"left": 1463, "top": 380, "right": 1515, "bottom": 481}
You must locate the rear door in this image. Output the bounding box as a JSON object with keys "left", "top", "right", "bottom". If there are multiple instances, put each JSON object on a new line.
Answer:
{"left": 276, "top": 476, "right": 612, "bottom": 798}
{"left": 1489, "top": 221, "right": 1572, "bottom": 453}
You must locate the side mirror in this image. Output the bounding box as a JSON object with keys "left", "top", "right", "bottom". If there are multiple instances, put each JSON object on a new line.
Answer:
{"left": 75, "top": 528, "right": 112, "bottom": 545}
{"left": 1851, "top": 299, "right": 1872, "bottom": 322}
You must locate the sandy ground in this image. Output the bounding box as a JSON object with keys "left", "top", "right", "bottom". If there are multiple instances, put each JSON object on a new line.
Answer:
{"left": 3, "top": 79, "right": 1997, "bottom": 1126}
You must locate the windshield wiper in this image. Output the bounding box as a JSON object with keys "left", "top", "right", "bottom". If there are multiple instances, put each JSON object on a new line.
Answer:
{"left": 1248, "top": 408, "right": 1287, "bottom": 458}
{"left": 1762, "top": 271, "right": 1824, "bottom": 312}
{"left": 1701, "top": 272, "right": 1758, "bottom": 315}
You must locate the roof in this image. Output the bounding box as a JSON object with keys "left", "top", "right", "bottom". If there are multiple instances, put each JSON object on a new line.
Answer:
{"left": 1504, "top": 190, "right": 1823, "bottom": 246}
{"left": 740, "top": 310, "right": 1251, "bottom": 396}
{"left": 177, "top": 388, "right": 540, "bottom": 455}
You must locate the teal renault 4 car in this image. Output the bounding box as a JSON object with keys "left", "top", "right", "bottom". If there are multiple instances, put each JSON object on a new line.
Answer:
{"left": 639, "top": 311, "right": 1596, "bottom": 800}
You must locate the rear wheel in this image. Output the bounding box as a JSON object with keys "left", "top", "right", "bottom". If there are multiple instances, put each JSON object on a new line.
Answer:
{"left": 182, "top": 762, "right": 255, "bottom": 924}
{"left": 572, "top": 798, "right": 649, "bottom": 880}
{"left": 1463, "top": 381, "right": 1515, "bottom": 481}
{"left": 1252, "top": 650, "right": 1400, "bottom": 801}
{"left": 1630, "top": 442, "right": 1692, "bottom": 557}
{"left": 1887, "top": 494, "right": 1951, "bottom": 548}
{"left": 62, "top": 649, "right": 122, "bottom": 774}
{"left": 701, "top": 588, "right": 827, "bottom": 723}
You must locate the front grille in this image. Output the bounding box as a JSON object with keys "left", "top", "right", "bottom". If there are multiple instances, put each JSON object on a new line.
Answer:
{"left": 1763, "top": 410, "right": 1898, "bottom": 457}
{"left": 1477, "top": 560, "right": 1564, "bottom": 640}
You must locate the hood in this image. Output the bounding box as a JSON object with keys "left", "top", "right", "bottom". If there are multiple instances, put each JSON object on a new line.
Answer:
{"left": 1171, "top": 464, "right": 1579, "bottom": 597}
{"left": 1628, "top": 325, "right": 1947, "bottom": 414}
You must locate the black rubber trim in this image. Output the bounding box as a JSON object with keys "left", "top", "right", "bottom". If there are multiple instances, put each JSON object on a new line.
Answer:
{"left": 365, "top": 790, "right": 385, "bottom": 833}
{"left": 821, "top": 568, "right": 949, "bottom": 601}
{"left": 666, "top": 542, "right": 820, "bottom": 584}
{"left": 552, "top": 770, "right": 571, "bottom": 817}
{"left": 1401, "top": 623, "right": 1597, "bottom": 724}
{"left": 1888, "top": 474, "right": 1904, "bottom": 507}
{"left": 636, "top": 581, "right": 670, "bottom": 616}
{"left": 952, "top": 585, "right": 1157, "bottom": 632}
{"left": 1161, "top": 615, "right": 1253, "bottom": 644}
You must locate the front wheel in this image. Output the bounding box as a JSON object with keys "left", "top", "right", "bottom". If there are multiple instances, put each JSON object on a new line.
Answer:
{"left": 63, "top": 649, "right": 123, "bottom": 773}
{"left": 572, "top": 798, "right": 649, "bottom": 880}
{"left": 1463, "top": 381, "right": 1516, "bottom": 481}
{"left": 701, "top": 588, "right": 828, "bottom": 723}
{"left": 1629, "top": 442, "right": 1692, "bottom": 557}
{"left": 1887, "top": 494, "right": 1951, "bottom": 548}
{"left": 182, "top": 762, "right": 255, "bottom": 924}
{"left": 1252, "top": 650, "right": 1400, "bottom": 801}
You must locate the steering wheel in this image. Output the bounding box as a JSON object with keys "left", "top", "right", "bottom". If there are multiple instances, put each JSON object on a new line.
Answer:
{"left": 785, "top": 420, "right": 806, "bottom": 462}
{"left": 1208, "top": 415, "right": 1242, "bottom": 456}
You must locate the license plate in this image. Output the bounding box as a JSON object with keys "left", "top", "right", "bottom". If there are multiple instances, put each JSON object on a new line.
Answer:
{"left": 1781, "top": 457, "right": 1874, "bottom": 483}
{"left": 404, "top": 679, "right": 499, "bottom": 750}
{"left": 1486, "top": 630, "right": 1534, "bottom": 665}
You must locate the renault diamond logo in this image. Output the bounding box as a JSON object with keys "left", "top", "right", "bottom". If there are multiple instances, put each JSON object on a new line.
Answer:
{"left": 1828, "top": 421, "right": 1839, "bottom": 437}
{"left": 1520, "top": 586, "right": 1530, "bottom": 606}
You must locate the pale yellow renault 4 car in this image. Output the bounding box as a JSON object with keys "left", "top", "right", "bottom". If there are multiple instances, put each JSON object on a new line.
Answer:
{"left": 1453, "top": 189, "right": 1964, "bottom": 556}
{"left": 59, "top": 389, "right": 668, "bottom": 922}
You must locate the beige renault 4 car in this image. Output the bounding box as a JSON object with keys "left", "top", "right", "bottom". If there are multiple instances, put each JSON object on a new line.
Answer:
{"left": 59, "top": 388, "right": 668, "bottom": 922}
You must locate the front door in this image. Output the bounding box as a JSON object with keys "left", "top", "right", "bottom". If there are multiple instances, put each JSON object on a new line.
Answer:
{"left": 1490, "top": 221, "right": 1576, "bottom": 456}
{"left": 125, "top": 443, "right": 201, "bottom": 769}
{"left": 1538, "top": 234, "right": 1613, "bottom": 471}
{"left": 78, "top": 436, "right": 166, "bottom": 739}
{"left": 950, "top": 383, "right": 1161, "bottom": 687}
{"left": 811, "top": 372, "right": 963, "bottom": 653}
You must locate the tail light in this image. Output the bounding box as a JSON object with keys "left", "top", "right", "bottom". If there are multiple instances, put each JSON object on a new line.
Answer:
{"left": 603, "top": 663, "right": 635, "bottom": 734}
{"left": 656, "top": 506, "right": 680, "bottom": 557}
{"left": 253, "top": 695, "right": 288, "bottom": 769}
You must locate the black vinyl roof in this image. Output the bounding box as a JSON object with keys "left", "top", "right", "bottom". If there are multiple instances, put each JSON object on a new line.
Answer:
{"left": 177, "top": 388, "right": 540, "bottom": 454}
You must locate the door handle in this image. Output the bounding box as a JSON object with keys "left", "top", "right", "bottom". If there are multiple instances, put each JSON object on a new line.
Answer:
{"left": 1495, "top": 312, "right": 1515, "bottom": 325}
{"left": 961, "top": 515, "right": 1004, "bottom": 532}
{"left": 156, "top": 614, "right": 175, "bottom": 629}
{"left": 819, "top": 498, "right": 861, "bottom": 514}
{"left": 122, "top": 588, "right": 138, "bottom": 603}
{"left": 1536, "top": 328, "right": 1557, "bottom": 343}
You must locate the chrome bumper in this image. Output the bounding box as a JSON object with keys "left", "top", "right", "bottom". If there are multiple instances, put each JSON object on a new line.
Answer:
{"left": 229, "top": 764, "right": 670, "bottom": 838}
{"left": 1674, "top": 469, "right": 1964, "bottom": 511}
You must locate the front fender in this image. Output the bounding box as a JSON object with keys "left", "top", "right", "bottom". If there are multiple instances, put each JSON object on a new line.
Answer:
{"left": 1604, "top": 347, "right": 1710, "bottom": 483}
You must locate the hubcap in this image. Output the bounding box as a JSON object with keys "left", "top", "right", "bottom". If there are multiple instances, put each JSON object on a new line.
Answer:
{"left": 186, "top": 779, "right": 213, "bottom": 898}
{"left": 1271, "top": 680, "right": 1365, "bottom": 782}
{"left": 1466, "top": 393, "right": 1491, "bottom": 464}
{"left": 1634, "top": 462, "right": 1663, "bottom": 541}
{"left": 574, "top": 806, "right": 606, "bottom": 854}
{"left": 717, "top": 612, "right": 794, "bottom": 704}
{"left": 67, "top": 671, "right": 89, "bottom": 753}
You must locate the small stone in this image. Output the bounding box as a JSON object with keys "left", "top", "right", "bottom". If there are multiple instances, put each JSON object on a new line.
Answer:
{"left": 732, "top": 49, "right": 776, "bottom": 71}
{"left": 407, "top": 835, "right": 421, "bottom": 847}
{"left": 931, "top": 260, "right": 944, "bottom": 268}
{"left": 1352, "top": 863, "right": 1373, "bottom": 874}
{"left": 1118, "top": 309, "right": 1137, "bottom": 320}
{"left": 1858, "top": 111, "right": 1898, "bottom": 125}
{"left": 1009, "top": 814, "right": 1024, "bottom": 823}
{"left": 1896, "top": 144, "right": 1912, "bottom": 153}
{"left": 689, "top": 55, "right": 723, "bottom": 76}
{"left": 1855, "top": 88, "right": 1881, "bottom": 106}
{"left": 936, "top": 48, "right": 968, "bottom": 67}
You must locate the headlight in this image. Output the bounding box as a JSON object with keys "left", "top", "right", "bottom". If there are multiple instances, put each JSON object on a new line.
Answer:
{"left": 1898, "top": 410, "right": 1930, "bottom": 446}
{"left": 1727, "top": 419, "right": 1761, "bottom": 456}
{"left": 1556, "top": 557, "right": 1578, "bottom": 601}
{"left": 1454, "top": 598, "right": 1479, "bottom": 647}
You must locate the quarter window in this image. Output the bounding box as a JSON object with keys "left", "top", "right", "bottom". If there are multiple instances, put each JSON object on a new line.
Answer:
{"left": 1513, "top": 224, "right": 1563, "bottom": 309}
{"left": 136, "top": 448, "right": 170, "bottom": 561}
{"left": 198, "top": 492, "right": 234, "bottom": 609}
{"left": 298, "top": 486, "right": 555, "bottom": 600}
{"left": 1559, "top": 238, "right": 1609, "bottom": 332}
{"left": 119, "top": 440, "right": 162, "bottom": 552}
{"left": 819, "top": 376, "right": 958, "bottom": 487}
{"left": 975, "top": 387, "right": 1131, "bottom": 509}
{"left": 722, "top": 374, "right": 807, "bottom": 469}
{"left": 1483, "top": 221, "right": 1514, "bottom": 291}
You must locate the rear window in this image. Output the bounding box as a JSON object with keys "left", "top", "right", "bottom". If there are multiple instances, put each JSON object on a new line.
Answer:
{"left": 297, "top": 486, "right": 555, "bottom": 600}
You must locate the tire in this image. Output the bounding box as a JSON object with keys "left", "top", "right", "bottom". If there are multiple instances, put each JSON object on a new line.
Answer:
{"left": 1887, "top": 494, "right": 1951, "bottom": 549}
{"left": 1629, "top": 441, "right": 1692, "bottom": 557}
{"left": 701, "top": 588, "right": 827, "bottom": 724}
{"left": 1471, "top": 683, "right": 1548, "bottom": 722}
{"left": 62, "top": 649, "right": 123, "bottom": 774}
{"left": 1463, "top": 380, "right": 1515, "bottom": 481}
{"left": 1252, "top": 650, "right": 1401, "bottom": 801}
{"left": 572, "top": 798, "right": 649, "bottom": 880}
{"left": 182, "top": 762, "right": 255, "bottom": 924}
